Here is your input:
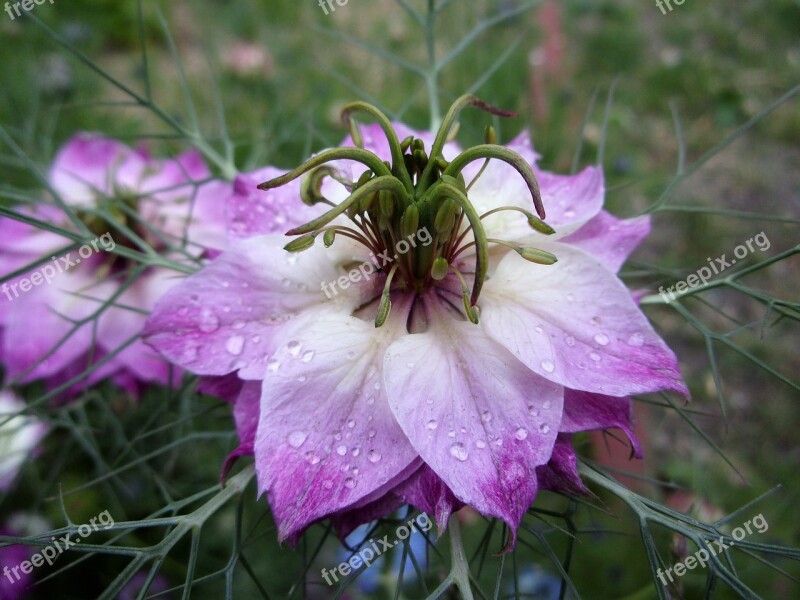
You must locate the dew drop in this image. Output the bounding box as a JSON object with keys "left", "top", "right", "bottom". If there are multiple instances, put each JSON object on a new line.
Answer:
{"left": 535, "top": 325, "right": 544, "bottom": 334}
{"left": 297, "top": 375, "right": 307, "bottom": 382}
{"left": 266, "top": 357, "right": 280, "bottom": 372}
{"left": 564, "top": 209, "right": 576, "bottom": 218}
{"left": 527, "top": 405, "right": 539, "bottom": 417}
{"left": 447, "top": 430, "right": 456, "bottom": 438}
{"left": 344, "top": 477, "right": 356, "bottom": 489}
{"left": 301, "top": 350, "right": 315, "bottom": 363}
{"left": 565, "top": 335, "right": 576, "bottom": 347}
{"left": 589, "top": 352, "right": 601, "bottom": 362}
{"left": 476, "top": 440, "right": 486, "bottom": 449}
{"left": 336, "top": 444, "right": 347, "bottom": 456}
{"left": 426, "top": 419, "right": 438, "bottom": 430}
{"left": 251, "top": 335, "right": 261, "bottom": 343}
{"left": 541, "top": 359, "right": 555, "bottom": 373}
{"left": 539, "top": 423, "right": 551, "bottom": 434}
{"left": 481, "top": 410, "right": 493, "bottom": 423}
{"left": 323, "top": 480, "right": 333, "bottom": 490}
{"left": 351, "top": 447, "right": 360, "bottom": 457}
{"left": 367, "top": 450, "right": 382, "bottom": 463}
{"left": 627, "top": 332, "right": 645, "bottom": 347}
{"left": 346, "top": 418, "right": 356, "bottom": 429}
{"left": 594, "top": 333, "right": 610, "bottom": 346}
{"left": 226, "top": 335, "right": 245, "bottom": 356}
{"left": 449, "top": 443, "right": 469, "bottom": 461}
{"left": 288, "top": 431, "right": 307, "bottom": 448}
{"left": 304, "top": 451, "right": 320, "bottom": 464}
{"left": 232, "top": 320, "right": 246, "bottom": 330}
{"left": 366, "top": 395, "right": 375, "bottom": 405}
{"left": 373, "top": 382, "right": 381, "bottom": 390}
{"left": 198, "top": 308, "right": 220, "bottom": 333}
{"left": 515, "top": 427, "right": 529, "bottom": 440}
{"left": 542, "top": 400, "right": 552, "bottom": 410}
{"left": 287, "top": 340, "right": 301, "bottom": 356}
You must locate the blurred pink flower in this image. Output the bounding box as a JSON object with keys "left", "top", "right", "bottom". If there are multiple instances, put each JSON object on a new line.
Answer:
{"left": 0, "top": 134, "right": 228, "bottom": 396}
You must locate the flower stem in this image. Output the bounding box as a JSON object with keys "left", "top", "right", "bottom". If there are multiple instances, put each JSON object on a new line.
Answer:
{"left": 426, "top": 514, "right": 475, "bottom": 599}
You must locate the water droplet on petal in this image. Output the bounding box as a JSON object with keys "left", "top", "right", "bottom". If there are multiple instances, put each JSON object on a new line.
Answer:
{"left": 344, "top": 477, "right": 356, "bottom": 489}
{"left": 287, "top": 340, "right": 301, "bottom": 356}
{"left": 528, "top": 405, "right": 539, "bottom": 417}
{"left": 627, "top": 332, "right": 645, "bottom": 347}
{"left": 449, "top": 443, "right": 469, "bottom": 461}
{"left": 476, "top": 440, "right": 486, "bottom": 449}
{"left": 366, "top": 395, "right": 375, "bottom": 405}
{"left": 267, "top": 357, "right": 280, "bottom": 372}
{"left": 539, "top": 423, "right": 551, "bottom": 434}
{"left": 346, "top": 418, "right": 356, "bottom": 429}
{"left": 301, "top": 350, "right": 315, "bottom": 363}
{"left": 565, "top": 335, "right": 576, "bottom": 347}
{"left": 564, "top": 209, "right": 576, "bottom": 218}
{"left": 368, "top": 429, "right": 376, "bottom": 438}
{"left": 304, "top": 450, "right": 320, "bottom": 464}
{"left": 535, "top": 325, "right": 544, "bottom": 334}
{"left": 351, "top": 447, "right": 360, "bottom": 457}
{"left": 368, "top": 450, "right": 382, "bottom": 463}
{"left": 347, "top": 350, "right": 356, "bottom": 359}
{"left": 288, "top": 431, "right": 307, "bottom": 448}
{"left": 542, "top": 400, "right": 552, "bottom": 410}
{"left": 515, "top": 427, "right": 529, "bottom": 440}
{"left": 541, "top": 359, "right": 555, "bottom": 373}
{"left": 566, "top": 293, "right": 575, "bottom": 302}
{"left": 447, "top": 430, "right": 456, "bottom": 438}
{"left": 336, "top": 444, "right": 347, "bottom": 456}
{"left": 594, "top": 333, "right": 610, "bottom": 346}
{"left": 426, "top": 419, "right": 438, "bottom": 430}
{"left": 297, "top": 375, "right": 307, "bottom": 382}
{"left": 481, "top": 410, "right": 492, "bottom": 423}
{"left": 323, "top": 480, "right": 333, "bottom": 490}
{"left": 198, "top": 308, "right": 220, "bottom": 333}
{"left": 589, "top": 352, "right": 601, "bottom": 362}
{"left": 226, "top": 335, "right": 245, "bottom": 356}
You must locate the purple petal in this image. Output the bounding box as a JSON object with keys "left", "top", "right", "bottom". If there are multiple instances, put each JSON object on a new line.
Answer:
{"left": 394, "top": 465, "right": 464, "bottom": 535}
{"left": 384, "top": 293, "right": 564, "bottom": 547}
{"left": 561, "top": 210, "right": 651, "bottom": 273}
{"left": 143, "top": 234, "right": 369, "bottom": 379}
{"left": 254, "top": 305, "right": 419, "bottom": 543}
{"left": 48, "top": 133, "right": 146, "bottom": 206}
{"left": 561, "top": 389, "right": 642, "bottom": 458}
{"left": 535, "top": 435, "right": 587, "bottom": 495}
{"left": 481, "top": 244, "right": 688, "bottom": 397}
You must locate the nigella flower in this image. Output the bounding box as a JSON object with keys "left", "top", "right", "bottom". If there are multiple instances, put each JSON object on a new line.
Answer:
{"left": 0, "top": 390, "right": 47, "bottom": 491}
{"left": 144, "top": 97, "right": 687, "bottom": 548}
{"left": 0, "top": 134, "right": 227, "bottom": 395}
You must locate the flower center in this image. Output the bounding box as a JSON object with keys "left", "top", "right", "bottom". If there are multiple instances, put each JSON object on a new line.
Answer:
{"left": 259, "top": 95, "right": 558, "bottom": 326}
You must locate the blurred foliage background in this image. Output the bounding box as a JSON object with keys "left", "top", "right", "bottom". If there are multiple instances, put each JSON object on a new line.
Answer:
{"left": 0, "top": 0, "right": 798, "bottom": 598}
